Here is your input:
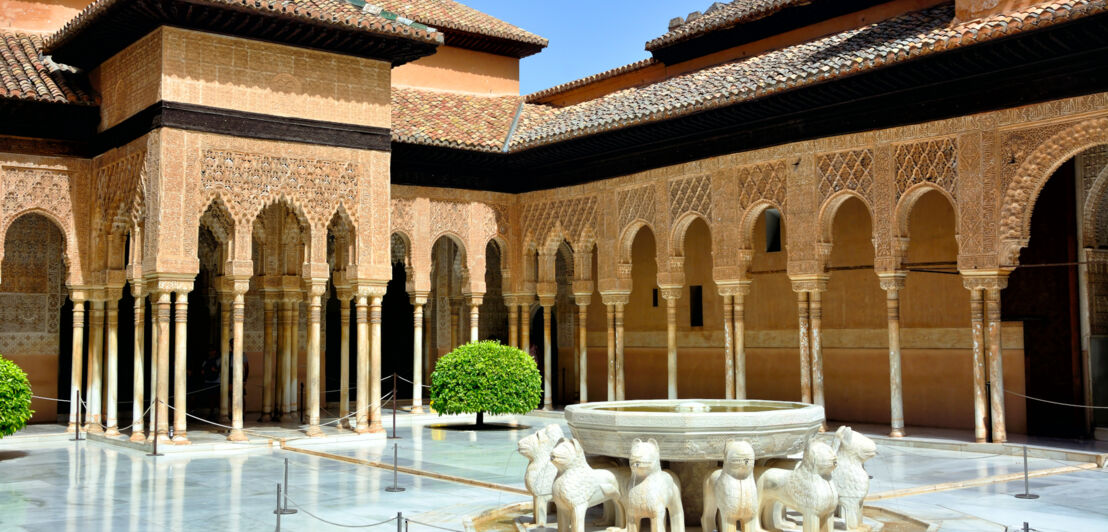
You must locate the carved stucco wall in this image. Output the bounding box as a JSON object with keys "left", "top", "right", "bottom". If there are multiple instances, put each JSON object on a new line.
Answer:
{"left": 0, "top": 214, "right": 66, "bottom": 356}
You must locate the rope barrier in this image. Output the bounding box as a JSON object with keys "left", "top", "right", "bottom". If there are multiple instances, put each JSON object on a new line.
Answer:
{"left": 31, "top": 395, "right": 70, "bottom": 402}
{"left": 283, "top": 495, "right": 398, "bottom": 528}
{"left": 404, "top": 518, "right": 465, "bottom": 532}
{"left": 1006, "top": 389, "right": 1108, "bottom": 410}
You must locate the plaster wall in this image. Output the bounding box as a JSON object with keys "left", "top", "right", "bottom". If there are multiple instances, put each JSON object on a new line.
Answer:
{"left": 392, "top": 45, "right": 519, "bottom": 95}
{"left": 0, "top": 0, "right": 88, "bottom": 33}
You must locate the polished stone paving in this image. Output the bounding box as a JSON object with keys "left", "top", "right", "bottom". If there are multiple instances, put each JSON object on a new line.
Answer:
{"left": 2, "top": 412, "right": 1107, "bottom": 531}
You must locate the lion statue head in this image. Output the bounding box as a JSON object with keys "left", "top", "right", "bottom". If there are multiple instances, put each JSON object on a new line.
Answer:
{"left": 630, "top": 438, "right": 662, "bottom": 478}
{"left": 723, "top": 440, "right": 756, "bottom": 479}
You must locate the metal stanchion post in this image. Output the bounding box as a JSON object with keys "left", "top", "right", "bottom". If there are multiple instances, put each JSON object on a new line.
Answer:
{"left": 396, "top": 512, "right": 403, "bottom": 532}
{"left": 386, "top": 442, "right": 405, "bottom": 492}
{"left": 147, "top": 399, "right": 162, "bottom": 457}
{"left": 1014, "top": 445, "right": 1039, "bottom": 499}
{"left": 71, "top": 390, "right": 82, "bottom": 442}
{"left": 274, "top": 483, "right": 283, "bottom": 531}
{"left": 279, "top": 458, "right": 297, "bottom": 514}
{"left": 985, "top": 381, "right": 994, "bottom": 443}
{"left": 389, "top": 373, "right": 399, "bottom": 439}
{"left": 299, "top": 382, "right": 304, "bottom": 425}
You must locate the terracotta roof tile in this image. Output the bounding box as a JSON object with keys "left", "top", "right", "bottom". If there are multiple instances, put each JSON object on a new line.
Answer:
{"left": 373, "top": 0, "right": 547, "bottom": 47}
{"left": 47, "top": 0, "right": 443, "bottom": 53}
{"left": 0, "top": 31, "right": 96, "bottom": 105}
{"left": 511, "top": 1, "right": 1108, "bottom": 150}
{"left": 646, "top": 0, "right": 813, "bottom": 51}
{"left": 392, "top": 87, "right": 525, "bottom": 152}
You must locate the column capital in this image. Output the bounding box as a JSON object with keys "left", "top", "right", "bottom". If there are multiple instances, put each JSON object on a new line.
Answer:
{"left": 538, "top": 294, "right": 555, "bottom": 307}
{"left": 717, "top": 280, "right": 752, "bottom": 297}
{"left": 68, "top": 287, "right": 91, "bottom": 302}
{"left": 600, "top": 291, "right": 630, "bottom": 306}
{"left": 144, "top": 274, "right": 194, "bottom": 295}
{"left": 659, "top": 286, "right": 683, "bottom": 301}
{"left": 877, "top": 271, "right": 908, "bottom": 291}
{"left": 104, "top": 286, "right": 124, "bottom": 302}
{"left": 409, "top": 292, "right": 430, "bottom": 306}
{"left": 572, "top": 280, "right": 595, "bottom": 298}
{"left": 574, "top": 294, "right": 592, "bottom": 307}
{"left": 789, "top": 275, "right": 829, "bottom": 293}
{"left": 353, "top": 282, "right": 388, "bottom": 299}
{"left": 960, "top": 270, "right": 1010, "bottom": 291}
{"left": 129, "top": 279, "right": 145, "bottom": 298}
{"left": 303, "top": 278, "right": 328, "bottom": 298}
{"left": 467, "top": 294, "right": 484, "bottom": 307}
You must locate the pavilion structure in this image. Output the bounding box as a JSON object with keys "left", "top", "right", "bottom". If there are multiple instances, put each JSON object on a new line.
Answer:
{"left": 2, "top": 0, "right": 1108, "bottom": 444}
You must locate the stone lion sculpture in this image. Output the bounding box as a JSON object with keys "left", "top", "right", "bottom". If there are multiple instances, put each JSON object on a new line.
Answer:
{"left": 831, "top": 426, "right": 876, "bottom": 531}
{"left": 701, "top": 440, "right": 760, "bottom": 532}
{"left": 518, "top": 424, "right": 565, "bottom": 527}
{"left": 625, "top": 438, "right": 684, "bottom": 532}
{"left": 551, "top": 437, "right": 625, "bottom": 532}
{"left": 756, "top": 440, "right": 838, "bottom": 532}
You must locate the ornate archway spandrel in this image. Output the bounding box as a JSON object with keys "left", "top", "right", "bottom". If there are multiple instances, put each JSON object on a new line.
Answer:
{"left": 817, "top": 149, "right": 874, "bottom": 206}
{"left": 894, "top": 137, "right": 957, "bottom": 203}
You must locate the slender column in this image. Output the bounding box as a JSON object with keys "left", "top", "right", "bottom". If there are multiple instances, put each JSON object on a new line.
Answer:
{"left": 411, "top": 297, "right": 426, "bottom": 414}
{"left": 615, "top": 303, "right": 626, "bottom": 401}
{"left": 279, "top": 299, "right": 292, "bottom": 420}
{"left": 229, "top": 282, "right": 248, "bottom": 441}
{"left": 469, "top": 298, "right": 480, "bottom": 343}
{"left": 173, "top": 291, "right": 189, "bottom": 443}
{"left": 734, "top": 287, "right": 748, "bottom": 400}
{"left": 986, "top": 284, "right": 1007, "bottom": 443}
{"left": 796, "top": 291, "right": 811, "bottom": 404}
{"left": 423, "top": 300, "right": 433, "bottom": 379}
{"left": 338, "top": 291, "right": 352, "bottom": 424}
{"left": 148, "top": 298, "right": 159, "bottom": 439}
{"left": 290, "top": 298, "right": 301, "bottom": 414}
{"left": 881, "top": 275, "right": 906, "bottom": 438}
{"left": 449, "top": 300, "right": 460, "bottom": 349}
{"left": 661, "top": 288, "right": 681, "bottom": 400}
{"left": 576, "top": 297, "right": 589, "bottom": 403}
{"left": 520, "top": 301, "right": 531, "bottom": 354}
{"left": 305, "top": 282, "right": 326, "bottom": 437}
{"left": 66, "top": 297, "right": 86, "bottom": 433}
{"left": 968, "top": 286, "right": 988, "bottom": 442}
{"left": 507, "top": 299, "right": 519, "bottom": 349}
{"left": 155, "top": 291, "right": 171, "bottom": 441}
{"left": 129, "top": 285, "right": 145, "bottom": 442}
{"left": 85, "top": 299, "right": 104, "bottom": 432}
{"left": 721, "top": 293, "right": 734, "bottom": 399}
{"left": 261, "top": 297, "right": 275, "bottom": 422}
{"left": 604, "top": 303, "right": 616, "bottom": 400}
{"left": 104, "top": 291, "right": 121, "bottom": 437}
{"left": 354, "top": 295, "right": 370, "bottom": 433}
{"left": 219, "top": 294, "right": 231, "bottom": 422}
{"left": 369, "top": 295, "right": 384, "bottom": 432}
{"left": 810, "top": 288, "right": 825, "bottom": 410}
{"left": 540, "top": 300, "right": 554, "bottom": 410}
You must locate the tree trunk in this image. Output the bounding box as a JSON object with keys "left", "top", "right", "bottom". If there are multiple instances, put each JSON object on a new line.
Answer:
{"left": 476, "top": 411, "right": 484, "bottom": 427}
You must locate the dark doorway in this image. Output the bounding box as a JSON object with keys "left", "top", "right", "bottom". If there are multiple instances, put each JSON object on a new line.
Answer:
{"left": 1003, "top": 158, "right": 1086, "bottom": 437}
{"left": 382, "top": 261, "right": 415, "bottom": 400}
{"left": 529, "top": 306, "right": 560, "bottom": 407}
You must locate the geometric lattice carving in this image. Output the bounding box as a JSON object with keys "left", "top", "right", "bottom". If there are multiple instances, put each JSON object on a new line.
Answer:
{"left": 895, "top": 138, "right": 957, "bottom": 200}
{"left": 521, "top": 196, "right": 598, "bottom": 246}
{"left": 736, "top": 160, "right": 787, "bottom": 210}
{"left": 818, "top": 149, "right": 873, "bottom": 202}
{"left": 391, "top": 198, "right": 415, "bottom": 236}
{"left": 668, "top": 175, "right": 712, "bottom": 220}
{"left": 0, "top": 213, "right": 65, "bottom": 354}
{"left": 430, "top": 201, "right": 469, "bottom": 241}
{"left": 95, "top": 150, "right": 145, "bottom": 230}
{"left": 618, "top": 185, "right": 656, "bottom": 230}
{"left": 1082, "top": 145, "right": 1108, "bottom": 194}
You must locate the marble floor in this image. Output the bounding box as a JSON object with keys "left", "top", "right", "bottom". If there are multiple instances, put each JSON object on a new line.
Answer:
{"left": 1, "top": 412, "right": 1107, "bottom": 531}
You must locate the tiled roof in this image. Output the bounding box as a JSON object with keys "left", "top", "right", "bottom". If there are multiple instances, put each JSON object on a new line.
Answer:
{"left": 392, "top": 88, "right": 527, "bottom": 152}
{"left": 646, "top": 0, "right": 812, "bottom": 51}
{"left": 373, "top": 0, "right": 547, "bottom": 47}
{"left": 47, "top": 0, "right": 443, "bottom": 54}
{"left": 510, "top": 1, "right": 1108, "bottom": 150}
{"left": 525, "top": 58, "right": 658, "bottom": 104}
{"left": 0, "top": 31, "right": 96, "bottom": 105}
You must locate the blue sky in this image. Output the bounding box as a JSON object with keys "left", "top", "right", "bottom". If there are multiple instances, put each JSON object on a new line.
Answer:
{"left": 463, "top": 0, "right": 710, "bottom": 94}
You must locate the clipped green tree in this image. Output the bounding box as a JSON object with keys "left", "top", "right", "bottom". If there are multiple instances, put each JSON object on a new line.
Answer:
{"left": 0, "top": 355, "right": 34, "bottom": 438}
{"left": 430, "top": 340, "right": 542, "bottom": 426}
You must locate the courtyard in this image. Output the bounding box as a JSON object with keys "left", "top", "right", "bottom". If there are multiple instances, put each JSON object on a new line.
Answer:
{"left": 2, "top": 411, "right": 1106, "bottom": 531}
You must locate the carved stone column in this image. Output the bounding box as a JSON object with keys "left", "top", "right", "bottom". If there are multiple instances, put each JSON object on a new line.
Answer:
{"left": 734, "top": 282, "right": 750, "bottom": 400}
{"left": 660, "top": 287, "right": 682, "bottom": 399}
{"left": 795, "top": 290, "right": 811, "bottom": 404}
{"left": 104, "top": 287, "right": 122, "bottom": 437}
{"left": 615, "top": 301, "right": 627, "bottom": 401}
{"left": 305, "top": 280, "right": 327, "bottom": 437}
{"left": 520, "top": 298, "right": 531, "bottom": 353}
{"left": 229, "top": 279, "right": 249, "bottom": 442}
{"left": 129, "top": 284, "right": 145, "bottom": 442}
{"left": 605, "top": 302, "right": 616, "bottom": 400}
{"left": 720, "top": 292, "right": 734, "bottom": 400}
{"left": 66, "top": 294, "right": 86, "bottom": 433}
{"left": 506, "top": 296, "right": 519, "bottom": 348}
{"left": 173, "top": 290, "right": 190, "bottom": 444}
{"left": 576, "top": 295, "right": 590, "bottom": 403}
{"left": 154, "top": 290, "right": 172, "bottom": 441}
{"left": 278, "top": 299, "right": 293, "bottom": 421}
{"left": 985, "top": 277, "right": 1009, "bottom": 443}
{"left": 966, "top": 283, "right": 988, "bottom": 443}
{"left": 369, "top": 293, "right": 385, "bottom": 433}
{"left": 219, "top": 291, "right": 232, "bottom": 422}
{"left": 539, "top": 295, "right": 555, "bottom": 410}
{"left": 85, "top": 297, "right": 105, "bottom": 432}
{"left": 411, "top": 294, "right": 427, "bottom": 414}
{"left": 469, "top": 296, "right": 481, "bottom": 343}
{"left": 261, "top": 295, "right": 276, "bottom": 422}
{"left": 808, "top": 280, "right": 828, "bottom": 411}
{"left": 879, "top": 273, "right": 906, "bottom": 438}
{"left": 354, "top": 294, "right": 370, "bottom": 433}
{"left": 290, "top": 297, "right": 301, "bottom": 414}
{"left": 337, "top": 288, "right": 352, "bottom": 425}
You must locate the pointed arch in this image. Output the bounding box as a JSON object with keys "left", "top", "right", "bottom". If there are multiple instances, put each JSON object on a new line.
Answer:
{"left": 818, "top": 190, "right": 875, "bottom": 245}
{"left": 738, "top": 199, "right": 785, "bottom": 251}
{"left": 670, "top": 211, "right": 712, "bottom": 257}
{"left": 895, "top": 182, "right": 960, "bottom": 241}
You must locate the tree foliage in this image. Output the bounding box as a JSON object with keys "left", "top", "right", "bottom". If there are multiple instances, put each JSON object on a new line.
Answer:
{"left": 430, "top": 341, "right": 541, "bottom": 421}
{"left": 0, "top": 355, "right": 34, "bottom": 438}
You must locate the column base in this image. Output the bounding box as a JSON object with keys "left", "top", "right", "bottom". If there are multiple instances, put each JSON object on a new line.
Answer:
{"left": 66, "top": 422, "right": 77, "bottom": 433}
{"left": 228, "top": 429, "right": 248, "bottom": 442}
{"left": 889, "top": 428, "right": 905, "bottom": 438}
{"left": 354, "top": 423, "right": 371, "bottom": 434}
{"left": 305, "top": 425, "right": 325, "bottom": 438}
{"left": 259, "top": 413, "right": 272, "bottom": 423}
{"left": 410, "top": 405, "right": 424, "bottom": 414}
{"left": 369, "top": 421, "right": 384, "bottom": 433}
{"left": 220, "top": 415, "right": 231, "bottom": 424}
{"left": 84, "top": 423, "right": 104, "bottom": 434}
{"left": 104, "top": 426, "right": 122, "bottom": 438}
{"left": 543, "top": 404, "right": 552, "bottom": 411}
{"left": 149, "top": 432, "right": 172, "bottom": 443}
{"left": 172, "top": 433, "right": 191, "bottom": 445}
{"left": 129, "top": 430, "right": 146, "bottom": 443}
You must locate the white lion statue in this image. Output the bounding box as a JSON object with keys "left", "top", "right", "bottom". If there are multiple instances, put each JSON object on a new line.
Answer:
{"left": 518, "top": 424, "right": 565, "bottom": 527}
{"left": 551, "top": 438, "right": 625, "bottom": 532}
{"left": 756, "top": 440, "right": 838, "bottom": 532}
{"left": 831, "top": 426, "right": 876, "bottom": 531}
{"left": 625, "top": 438, "right": 684, "bottom": 532}
{"left": 701, "top": 440, "right": 760, "bottom": 532}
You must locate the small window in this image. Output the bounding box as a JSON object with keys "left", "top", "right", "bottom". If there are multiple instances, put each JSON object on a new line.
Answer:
{"left": 765, "top": 208, "right": 782, "bottom": 253}
{"left": 689, "top": 285, "right": 703, "bottom": 327}
{"left": 652, "top": 288, "right": 659, "bottom": 307}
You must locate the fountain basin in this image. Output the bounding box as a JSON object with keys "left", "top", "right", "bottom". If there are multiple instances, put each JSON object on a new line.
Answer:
{"left": 565, "top": 399, "right": 824, "bottom": 462}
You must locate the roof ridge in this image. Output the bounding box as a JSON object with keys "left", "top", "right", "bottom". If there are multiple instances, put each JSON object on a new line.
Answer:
{"left": 525, "top": 58, "right": 659, "bottom": 103}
